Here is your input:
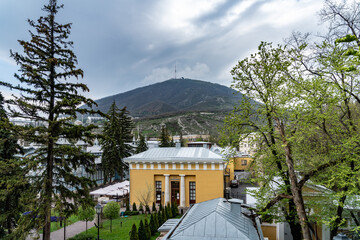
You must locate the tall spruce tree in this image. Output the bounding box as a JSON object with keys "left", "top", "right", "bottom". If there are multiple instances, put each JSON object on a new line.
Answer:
{"left": 101, "top": 102, "right": 133, "bottom": 183}
{"left": 0, "top": 93, "right": 28, "bottom": 237}
{"left": 158, "top": 125, "right": 170, "bottom": 147}
{"left": 135, "top": 134, "right": 148, "bottom": 154}
{"left": 0, "top": 1, "right": 99, "bottom": 239}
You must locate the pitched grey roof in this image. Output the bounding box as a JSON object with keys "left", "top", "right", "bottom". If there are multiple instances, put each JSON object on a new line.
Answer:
{"left": 124, "top": 147, "right": 223, "bottom": 163}
{"left": 162, "top": 198, "right": 263, "bottom": 240}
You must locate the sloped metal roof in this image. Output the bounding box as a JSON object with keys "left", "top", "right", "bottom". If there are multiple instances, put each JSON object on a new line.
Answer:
{"left": 158, "top": 219, "right": 181, "bottom": 232}
{"left": 124, "top": 147, "right": 223, "bottom": 162}
{"left": 162, "top": 198, "right": 263, "bottom": 240}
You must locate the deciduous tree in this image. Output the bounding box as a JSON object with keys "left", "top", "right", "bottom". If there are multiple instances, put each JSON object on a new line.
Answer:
{"left": 103, "top": 201, "right": 120, "bottom": 233}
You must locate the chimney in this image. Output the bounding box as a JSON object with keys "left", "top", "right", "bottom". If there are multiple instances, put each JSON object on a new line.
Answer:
{"left": 176, "top": 142, "right": 181, "bottom": 149}
{"left": 228, "top": 199, "right": 243, "bottom": 214}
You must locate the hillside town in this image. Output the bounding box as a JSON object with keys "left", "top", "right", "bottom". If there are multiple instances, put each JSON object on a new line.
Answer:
{"left": 1, "top": 0, "right": 360, "bottom": 240}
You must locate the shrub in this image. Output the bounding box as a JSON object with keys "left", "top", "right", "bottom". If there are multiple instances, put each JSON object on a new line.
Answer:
{"left": 138, "top": 220, "right": 146, "bottom": 240}
{"left": 139, "top": 203, "right": 144, "bottom": 213}
{"left": 126, "top": 200, "right": 130, "bottom": 211}
{"left": 124, "top": 210, "right": 139, "bottom": 216}
{"left": 154, "top": 213, "right": 159, "bottom": 229}
{"left": 144, "top": 218, "right": 151, "bottom": 239}
{"left": 68, "top": 233, "right": 95, "bottom": 240}
{"left": 152, "top": 202, "right": 156, "bottom": 212}
{"left": 130, "top": 224, "right": 139, "bottom": 240}
{"left": 150, "top": 214, "right": 157, "bottom": 235}
{"left": 133, "top": 202, "right": 137, "bottom": 211}
{"left": 145, "top": 205, "right": 150, "bottom": 214}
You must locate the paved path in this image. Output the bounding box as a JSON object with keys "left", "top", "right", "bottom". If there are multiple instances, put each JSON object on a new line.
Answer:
{"left": 26, "top": 220, "right": 96, "bottom": 240}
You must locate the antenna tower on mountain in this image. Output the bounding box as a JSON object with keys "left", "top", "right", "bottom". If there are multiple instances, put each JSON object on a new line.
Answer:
{"left": 174, "top": 61, "right": 177, "bottom": 79}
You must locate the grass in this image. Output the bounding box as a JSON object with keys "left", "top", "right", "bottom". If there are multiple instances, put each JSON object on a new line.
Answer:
{"left": 50, "top": 214, "right": 80, "bottom": 232}
{"left": 72, "top": 214, "right": 152, "bottom": 240}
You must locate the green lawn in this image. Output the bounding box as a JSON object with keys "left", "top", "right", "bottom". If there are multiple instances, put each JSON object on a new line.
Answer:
{"left": 50, "top": 214, "right": 80, "bottom": 232}
{"left": 71, "top": 214, "right": 159, "bottom": 240}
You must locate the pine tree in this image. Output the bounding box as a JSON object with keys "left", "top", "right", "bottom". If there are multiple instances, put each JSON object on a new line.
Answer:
{"left": 159, "top": 125, "right": 170, "bottom": 147}
{"left": 144, "top": 218, "right": 151, "bottom": 239}
{"left": 133, "top": 202, "right": 137, "bottom": 212}
{"left": 166, "top": 203, "right": 172, "bottom": 218}
{"left": 154, "top": 212, "right": 159, "bottom": 229}
{"left": 162, "top": 209, "right": 167, "bottom": 222}
{"left": 179, "top": 131, "right": 185, "bottom": 147}
{"left": 138, "top": 220, "right": 146, "bottom": 240}
{"left": 126, "top": 200, "right": 130, "bottom": 212}
{"left": 149, "top": 214, "right": 156, "bottom": 235}
{"left": 139, "top": 203, "right": 144, "bottom": 213}
{"left": 170, "top": 136, "right": 175, "bottom": 147}
{"left": 157, "top": 211, "right": 163, "bottom": 226}
{"left": 0, "top": 1, "right": 99, "bottom": 239}
{"left": 0, "top": 93, "right": 28, "bottom": 237}
{"left": 152, "top": 202, "right": 156, "bottom": 212}
{"left": 101, "top": 101, "right": 133, "bottom": 183}
{"left": 171, "top": 202, "right": 177, "bottom": 217}
{"left": 159, "top": 202, "right": 163, "bottom": 212}
{"left": 135, "top": 134, "right": 148, "bottom": 153}
{"left": 130, "top": 224, "right": 139, "bottom": 240}
{"left": 145, "top": 204, "right": 150, "bottom": 214}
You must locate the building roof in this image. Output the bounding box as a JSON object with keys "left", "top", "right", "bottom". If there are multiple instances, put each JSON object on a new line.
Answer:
{"left": 124, "top": 147, "right": 223, "bottom": 163}
{"left": 158, "top": 219, "right": 181, "bottom": 232}
{"left": 90, "top": 180, "right": 129, "bottom": 196}
{"left": 162, "top": 198, "right": 263, "bottom": 240}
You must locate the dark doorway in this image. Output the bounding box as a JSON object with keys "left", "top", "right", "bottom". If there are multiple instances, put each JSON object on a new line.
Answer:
{"left": 171, "top": 181, "right": 180, "bottom": 205}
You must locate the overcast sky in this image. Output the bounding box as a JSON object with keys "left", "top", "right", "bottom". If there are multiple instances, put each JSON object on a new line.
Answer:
{"left": 0, "top": 0, "right": 326, "bottom": 100}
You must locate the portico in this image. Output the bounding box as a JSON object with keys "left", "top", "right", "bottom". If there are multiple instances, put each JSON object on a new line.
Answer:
{"left": 124, "top": 147, "right": 224, "bottom": 207}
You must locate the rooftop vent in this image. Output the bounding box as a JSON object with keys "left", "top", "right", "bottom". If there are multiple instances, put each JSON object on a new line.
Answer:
{"left": 175, "top": 142, "right": 181, "bottom": 149}
{"left": 228, "top": 199, "right": 243, "bottom": 214}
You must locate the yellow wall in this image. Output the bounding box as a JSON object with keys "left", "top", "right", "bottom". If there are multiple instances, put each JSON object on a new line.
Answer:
{"left": 225, "top": 157, "right": 253, "bottom": 181}
{"left": 129, "top": 166, "right": 224, "bottom": 207}
{"left": 261, "top": 225, "right": 276, "bottom": 240}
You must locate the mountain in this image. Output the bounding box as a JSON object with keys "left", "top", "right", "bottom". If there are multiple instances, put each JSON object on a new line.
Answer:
{"left": 90, "top": 78, "right": 244, "bottom": 118}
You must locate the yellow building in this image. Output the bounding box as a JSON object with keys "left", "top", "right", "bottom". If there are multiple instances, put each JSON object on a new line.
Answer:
{"left": 225, "top": 156, "right": 253, "bottom": 184}
{"left": 124, "top": 146, "right": 224, "bottom": 207}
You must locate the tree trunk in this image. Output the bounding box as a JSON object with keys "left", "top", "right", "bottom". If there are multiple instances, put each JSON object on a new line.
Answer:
{"left": 277, "top": 119, "right": 311, "bottom": 240}
{"left": 267, "top": 114, "right": 302, "bottom": 240}
{"left": 330, "top": 194, "right": 347, "bottom": 239}
{"left": 44, "top": 5, "right": 56, "bottom": 240}
{"left": 286, "top": 200, "right": 302, "bottom": 240}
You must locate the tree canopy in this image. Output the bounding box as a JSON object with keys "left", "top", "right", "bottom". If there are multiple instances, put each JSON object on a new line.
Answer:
{"left": 101, "top": 101, "right": 133, "bottom": 183}
{"left": 0, "top": 1, "right": 99, "bottom": 239}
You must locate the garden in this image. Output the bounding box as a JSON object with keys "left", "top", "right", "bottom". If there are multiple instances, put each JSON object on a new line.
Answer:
{"left": 69, "top": 201, "right": 181, "bottom": 240}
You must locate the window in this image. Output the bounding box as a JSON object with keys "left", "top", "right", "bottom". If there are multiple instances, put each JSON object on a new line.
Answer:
{"left": 189, "top": 182, "right": 196, "bottom": 204}
{"left": 156, "top": 181, "right": 162, "bottom": 203}
{"left": 241, "top": 160, "right": 247, "bottom": 166}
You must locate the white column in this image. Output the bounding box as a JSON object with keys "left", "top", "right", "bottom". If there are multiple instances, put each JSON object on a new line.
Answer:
{"left": 179, "top": 174, "right": 186, "bottom": 207}
{"left": 164, "top": 174, "right": 170, "bottom": 205}
{"left": 188, "top": 162, "right": 192, "bottom": 170}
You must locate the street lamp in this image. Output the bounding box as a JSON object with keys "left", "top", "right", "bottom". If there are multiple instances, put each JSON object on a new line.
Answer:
{"left": 95, "top": 203, "right": 103, "bottom": 240}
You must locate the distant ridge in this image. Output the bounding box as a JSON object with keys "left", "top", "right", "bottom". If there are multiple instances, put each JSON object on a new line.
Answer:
{"left": 89, "top": 78, "right": 245, "bottom": 118}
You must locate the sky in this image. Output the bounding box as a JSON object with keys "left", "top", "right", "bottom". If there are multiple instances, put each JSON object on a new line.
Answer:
{"left": 0, "top": 0, "right": 326, "bottom": 100}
